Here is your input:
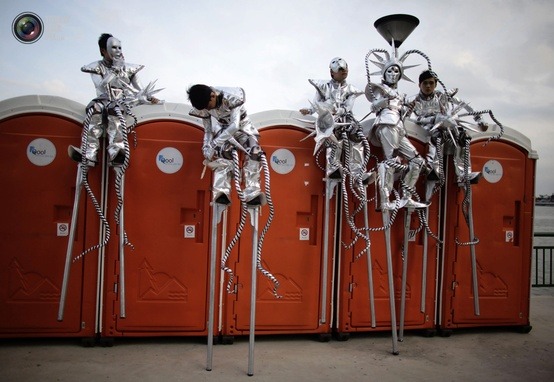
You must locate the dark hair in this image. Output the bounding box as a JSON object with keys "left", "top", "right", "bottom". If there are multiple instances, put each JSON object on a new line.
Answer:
{"left": 98, "top": 33, "right": 113, "bottom": 56}
{"left": 187, "top": 84, "right": 213, "bottom": 110}
{"left": 419, "top": 70, "right": 437, "bottom": 84}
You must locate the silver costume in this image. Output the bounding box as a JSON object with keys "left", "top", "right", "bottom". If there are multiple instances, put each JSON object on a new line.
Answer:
{"left": 366, "top": 65, "right": 427, "bottom": 210}
{"left": 60, "top": 35, "right": 162, "bottom": 322}
{"left": 189, "top": 87, "right": 262, "bottom": 204}
{"left": 409, "top": 88, "right": 484, "bottom": 187}
{"left": 80, "top": 36, "right": 159, "bottom": 165}
{"left": 303, "top": 58, "right": 367, "bottom": 183}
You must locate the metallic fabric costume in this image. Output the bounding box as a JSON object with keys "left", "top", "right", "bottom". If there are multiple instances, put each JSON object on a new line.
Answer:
{"left": 59, "top": 35, "right": 162, "bottom": 318}
{"left": 79, "top": 36, "right": 158, "bottom": 165}
{"left": 366, "top": 64, "right": 427, "bottom": 210}
{"left": 189, "top": 87, "right": 263, "bottom": 204}
{"left": 409, "top": 87, "right": 484, "bottom": 186}
{"left": 303, "top": 58, "right": 367, "bottom": 183}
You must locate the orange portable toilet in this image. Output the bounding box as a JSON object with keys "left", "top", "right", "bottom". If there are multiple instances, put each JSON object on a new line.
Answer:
{"left": 439, "top": 125, "right": 536, "bottom": 333}
{"left": 0, "top": 96, "right": 98, "bottom": 340}
{"left": 335, "top": 120, "right": 440, "bottom": 339}
{"left": 220, "top": 110, "right": 336, "bottom": 341}
{"left": 100, "top": 103, "right": 214, "bottom": 339}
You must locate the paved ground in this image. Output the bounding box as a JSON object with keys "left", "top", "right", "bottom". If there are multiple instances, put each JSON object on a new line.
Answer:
{"left": 1, "top": 288, "right": 553, "bottom": 382}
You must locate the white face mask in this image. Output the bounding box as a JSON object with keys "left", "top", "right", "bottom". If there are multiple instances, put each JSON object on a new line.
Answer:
{"left": 329, "top": 57, "right": 348, "bottom": 73}
{"left": 384, "top": 65, "right": 401, "bottom": 84}
{"left": 106, "top": 37, "right": 123, "bottom": 61}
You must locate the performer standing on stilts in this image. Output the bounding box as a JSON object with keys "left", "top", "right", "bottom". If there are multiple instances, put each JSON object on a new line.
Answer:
{"left": 59, "top": 33, "right": 162, "bottom": 321}
{"left": 300, "top": 57, "right": 376, "bottom": 326}
{"left": 364, "top": 14, "right": 439, "bottom": 352}
{"left": 188, "top": 84, "right": 278, "bottom": 376}
{"left": 408, "top": 69, "right": 504, "bottom": 316}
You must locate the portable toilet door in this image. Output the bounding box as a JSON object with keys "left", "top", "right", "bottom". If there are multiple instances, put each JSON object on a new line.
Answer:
{"left": 220, "top": 110, "right": 335, "bottom": 341}
{"left": 100, "top": 103, "right": 214, "bottom": 338}
{"left": 0, "top": 95, "right": 98, "bottom": 339}
{"left": 335, "top": 119, "right": 440, "bottom": 338}
{"left": 439, "top": 125, "right": 536, "bottom": 332}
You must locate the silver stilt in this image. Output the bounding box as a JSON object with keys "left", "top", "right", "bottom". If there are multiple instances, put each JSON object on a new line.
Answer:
{"left": 207, "top": 202, "right": 227, "bottom": 371}
{"left": 363, "top": 202, "right": 376, "bottom": 328}
{"left": 321, "top": 177, "right": 339, "bottom": 324}
{"left": 247, "top": 206, "right": 260, "bottom": 377}
{"left": 420, "top": 206, "right": 429, "bottom": 313}
{"left": 117, "top": 169, "right": 127, "bottom": 319}
{"left": 382, "top": 210, "right": 399, "bottom": 355}
{"left": 58, "top": 165, "right": 84, "bottom": 321}
{"left": 467, "top": 194, "right": 480, "bottom": 316}
{"left": 96, "top": 150, "right": 110, "bottom": 336}
{"left": 399, "top": 207, "right": 414, "bottom": 342}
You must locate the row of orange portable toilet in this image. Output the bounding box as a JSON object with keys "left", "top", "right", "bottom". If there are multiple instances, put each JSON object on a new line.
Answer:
{"left": 0, "top": 95, "right": 536, "bottom": 344}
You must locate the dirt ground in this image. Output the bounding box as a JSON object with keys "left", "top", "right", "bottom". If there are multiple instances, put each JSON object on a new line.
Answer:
{"left": 1, "top": 288, "right": 553, "bottom": 382}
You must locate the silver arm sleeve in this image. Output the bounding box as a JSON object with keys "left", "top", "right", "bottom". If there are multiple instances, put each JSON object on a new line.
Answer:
{"left": 91, "top": 72, "right": 114, "bottom": 98}
{"left": 212, "top": 107, "right": 241, "bottom": 146}
{"left": 202, "top": 118, "right": 213, "bottom": 147}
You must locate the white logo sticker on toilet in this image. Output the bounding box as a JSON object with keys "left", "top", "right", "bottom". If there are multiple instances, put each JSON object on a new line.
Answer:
{"left": 270, "top": 149, "right": 295, "bottom": 175}
{"left": 482, "top": 160, "right": 503, "bottom": 184}
{"left": 27, "top": 138, "right": 56, "bottom": 166}
{"left": 156, "top": 147, "right": 183, "bottom": 174}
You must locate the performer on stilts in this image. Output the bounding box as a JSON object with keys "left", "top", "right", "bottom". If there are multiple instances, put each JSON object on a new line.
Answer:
{"left": 408, "top": 69, "right": 504, "bottom": 315}
{"left": 299, "top": 57, "right": 376, "bottom": 326}
{"left": 364, "top": 14, "right": 440, "bottom": 354}
{"left": 187, "top": 84, "right": 279, "bottom": 376}
{"left": 58, "top": 33, "right": 162, "bottom": 321}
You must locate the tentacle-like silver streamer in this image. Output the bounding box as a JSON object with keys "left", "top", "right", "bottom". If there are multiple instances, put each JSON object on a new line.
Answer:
{"left": 256, "top": 153, "right": 280, "bottom": 298}
{"left": 221, "top": 150, "right": 245, "bottom": 293}
{"left": 113, "top": 104, "right": 134, "bottom": 251}
{"left": 461, "top": 109, "right": 504, "bottom": 145}
{"left": 339, "top": 130, "right": 371, "bottom": 259}
{"left": 455, "top": 136, "right": 480, "bottom": 246}
{"left": 400, "top": 180, "right": 441, "bottom": 243}
{"left": 73, "top": 108, "right": 111, "bottom": 262}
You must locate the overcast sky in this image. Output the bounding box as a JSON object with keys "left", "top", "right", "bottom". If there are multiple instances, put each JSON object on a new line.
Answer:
{"left": 1, "top": 0, "right": 553, "bottom": 195}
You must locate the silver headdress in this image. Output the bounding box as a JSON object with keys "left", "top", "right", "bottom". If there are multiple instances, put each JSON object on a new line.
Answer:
{"left": 365, "top": 14, "right": 435, "bottom": 100}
